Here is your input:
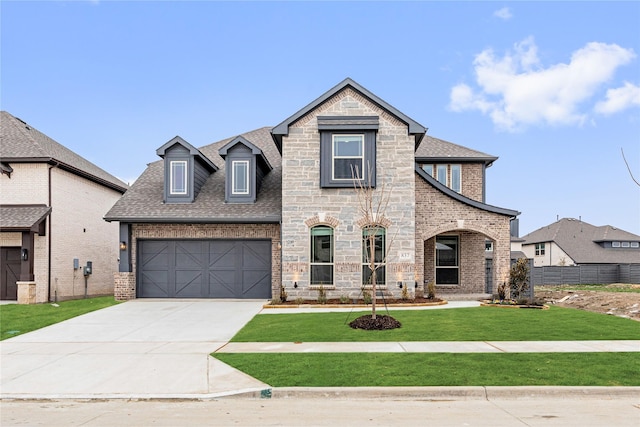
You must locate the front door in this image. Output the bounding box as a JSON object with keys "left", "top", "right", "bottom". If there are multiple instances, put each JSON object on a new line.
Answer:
{"left": 1, "top": 247, "right": 21, "bottom": 300}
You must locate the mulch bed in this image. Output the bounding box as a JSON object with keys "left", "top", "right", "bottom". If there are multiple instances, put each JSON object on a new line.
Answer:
{"left": 274, "top": 297, "right": 445, "bottom": 306}
{"left": 348, "top": 314, "right": 402, "bottom": 330}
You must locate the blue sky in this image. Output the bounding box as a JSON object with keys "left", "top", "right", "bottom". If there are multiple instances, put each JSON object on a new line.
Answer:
{"left": 2, "top": 1, "right": 639, "bottom": 237}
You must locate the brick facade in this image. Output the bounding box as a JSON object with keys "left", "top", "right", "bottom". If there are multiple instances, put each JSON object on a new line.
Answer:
{"left": 415, "top": 175, "right": 512, "bottom": 295}
{"left": 115, "top": 223, "right": 281, "bottom": 301}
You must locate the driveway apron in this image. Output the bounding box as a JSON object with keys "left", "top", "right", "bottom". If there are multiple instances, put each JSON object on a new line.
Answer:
{"left": 0, "top": 300, "right": 269, "bottom": 398}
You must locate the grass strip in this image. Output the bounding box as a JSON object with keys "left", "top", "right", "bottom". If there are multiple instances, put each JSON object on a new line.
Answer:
{"left": 0, "top": 296, "right": 119, "bottom": 340}
{"left": 213, "top": 352, "right": 640, "bottom": 387}
{"left": 232, "top": 306, "right": 640, "bottom": 342}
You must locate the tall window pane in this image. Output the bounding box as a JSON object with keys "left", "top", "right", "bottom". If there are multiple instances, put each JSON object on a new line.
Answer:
{"left": 436, "top": 236, "right": 459, "bottom": 285}
{"left": 232, "top": 160, "right": 249, "bottom": 195}
{"left": 310, "top": 226, "right": 333, "bottom": 285}
{"left": 436, "top": 165, "right": 447, "bottom": 186}
{"left": 170, "top": 161, "right": 187, "bottom": 194}
{"left": 362, "top": 227, "right": 385, "bottom": 286}
{"left": 451, "top": 164, "right": 461, "bottom": 193}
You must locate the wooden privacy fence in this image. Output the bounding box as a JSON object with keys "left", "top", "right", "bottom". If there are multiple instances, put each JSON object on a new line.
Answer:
{"left": 531, "top": 264, "right": 640, "bottom": 286}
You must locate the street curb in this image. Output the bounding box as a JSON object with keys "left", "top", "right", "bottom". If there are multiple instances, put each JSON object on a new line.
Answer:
{"left": 5, "top": 386, "right": 638, "bottom": 401}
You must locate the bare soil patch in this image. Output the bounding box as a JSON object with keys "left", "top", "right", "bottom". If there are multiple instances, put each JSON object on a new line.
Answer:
{"left": 535, "top": 284, "right": 640, "bottom": 321}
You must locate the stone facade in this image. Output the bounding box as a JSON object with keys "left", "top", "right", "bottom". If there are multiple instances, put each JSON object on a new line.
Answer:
{"left": 281, "top": 88, "right": 416, "bottom": 300}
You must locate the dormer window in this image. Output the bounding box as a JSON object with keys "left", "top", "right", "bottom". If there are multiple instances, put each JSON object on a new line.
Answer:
{"left": 156, "top": 136, "right": 218, "bottom": 204}
{"left": 219, "top": 136, "right": 272, "bottom": 204}
{"left": 170, "top": 160, "right": 188, "bottom": 195}
{"left": 232, "top": 160, "right": 250, "bottom": 195}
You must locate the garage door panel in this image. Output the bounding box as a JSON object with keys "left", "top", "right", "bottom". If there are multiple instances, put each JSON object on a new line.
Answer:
{"left": 242, "top": 271, "right": 271, "bottom": 298}
{"left": 138, "top": 239, "right": 271, "bottom": 299}
{"left": 174, "top": 271, "right": 203, "bottom": 298}
{"left": 139, "top": 271, "right": 170, "bottom": 298}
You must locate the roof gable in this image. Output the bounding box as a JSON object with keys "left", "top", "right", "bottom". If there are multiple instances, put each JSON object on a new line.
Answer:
{"left": 218, "top": 135, "right": 273, "bottom": 172}
{"left": 271, "top": 77, "right": 427, "bottom": 152}
{"left": 0, "top": 111, "right": 128, "bottom": 192}
{"left": 156, "top": 135, "right": 218, "bottom": 172}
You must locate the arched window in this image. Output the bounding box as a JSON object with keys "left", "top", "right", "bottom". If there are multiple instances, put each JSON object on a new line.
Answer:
{"left": 362, "top": 226, "right": 386, "bottom": 286}
{"left": 310, "top": 225, "right": 334, "bottom": 285}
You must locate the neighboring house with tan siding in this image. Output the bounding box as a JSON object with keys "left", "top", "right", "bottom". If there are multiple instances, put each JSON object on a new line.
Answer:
{"left": 105, "top": 78, "right": 519, "bottom": 301}
{"left": 521, "top": 218, "right": 640, "bottom": 267}
{"left": 0, "top": 111, "right": 128, "bottom": 303}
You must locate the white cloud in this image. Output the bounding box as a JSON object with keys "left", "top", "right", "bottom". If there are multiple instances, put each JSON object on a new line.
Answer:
{"left": 449, "top": 37, "right": 637, "bottom": 131}
{"left": 493, "top": 7, "right": 512, "bottom": 21}
{"left": 594, "top": 82, "right": 640, "bottom": 115}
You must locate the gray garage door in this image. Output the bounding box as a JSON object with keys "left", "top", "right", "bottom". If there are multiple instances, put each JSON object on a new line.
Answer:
{"left": 137, "top": 240, "right": 272, "bottom": 299}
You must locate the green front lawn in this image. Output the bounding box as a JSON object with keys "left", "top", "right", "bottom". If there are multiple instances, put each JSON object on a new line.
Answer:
{"left": 232, "top": 306, "right": 640, "bottom": 342}
{"left": 0, "top": 296, "right": 119, "bottom": 340}
{"left": 214, "top": 352, "right": 640, "bottom": 387}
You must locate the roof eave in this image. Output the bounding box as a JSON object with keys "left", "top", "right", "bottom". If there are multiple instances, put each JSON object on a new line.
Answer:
{"left": 104, "top": 216, "right": 282, "bottom": 224}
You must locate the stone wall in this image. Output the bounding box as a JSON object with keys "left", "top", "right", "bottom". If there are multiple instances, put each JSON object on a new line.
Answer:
{"left": 280, "top": 88, "right": 416, "bottom": 300}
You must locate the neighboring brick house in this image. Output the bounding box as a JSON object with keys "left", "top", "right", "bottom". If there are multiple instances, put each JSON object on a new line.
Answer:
{"left": 521, "top": 218, "right": 640, "bottom": 267}
{"left": 0, "top": 111, "right": 128, "bottom": 303}
{"left": 105, "top": 78, "right": 519, "bottom": 301}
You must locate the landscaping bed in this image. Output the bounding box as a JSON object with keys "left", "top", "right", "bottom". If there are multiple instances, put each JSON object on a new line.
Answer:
{"left": 264, "top": 296, "right": 446, "bottom": 309}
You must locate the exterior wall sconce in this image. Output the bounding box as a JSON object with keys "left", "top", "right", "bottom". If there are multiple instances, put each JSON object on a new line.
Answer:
{"left": 294, "top": 282, "right": 298, "bottom": 288}
{"left": 21, "top": 248, "right": 28, "bottom": 261}
{"left": 120, "top": 241, "right": 127, "bottom": 251}
{"left": 397, "top": 281, "right": 402, "bottom": 288}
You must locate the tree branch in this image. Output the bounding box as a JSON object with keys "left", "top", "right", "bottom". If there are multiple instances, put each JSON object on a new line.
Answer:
{"left": 622, "top": 147, "right": 640, "bottom": 187}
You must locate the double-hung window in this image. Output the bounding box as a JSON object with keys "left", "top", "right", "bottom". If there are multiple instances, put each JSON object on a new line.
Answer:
{"left": 362, "top": 227, "right": 386, "bottom": 286}
{"left": 232, "top": 160, "right": 250, "bottom": 195}
{"left": 436, "top": 236, "right": 459, "bottom": 285}
{"left": 310, "top": 226, "right": 333, "bottom": 285}
{"left": 318, "top": 116, "right": 378, "bottom": 188}
{"left": 170, "top": 161, "right": 187, "bottom": 195}
{"left": 429, "top": 164, "right": 461, "bottom": 193}
{"left": 535, "top": 243, "right": 546, "bottom": 256}
{"left": 332, "top": 134, "right": 364, "bottom": 180}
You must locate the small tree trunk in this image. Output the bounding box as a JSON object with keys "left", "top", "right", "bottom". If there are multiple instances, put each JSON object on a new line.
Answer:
{"left": 370, "top": 233, "right": 376, "bottom": 319}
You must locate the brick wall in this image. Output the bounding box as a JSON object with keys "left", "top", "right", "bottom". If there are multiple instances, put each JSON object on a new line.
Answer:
{"left": 120, "top": 223, "right": 281, "bottom": 300}
{"left": 280, "top": 88, "right": 416, "bottom": 300}
{"left": 415, "top": 175, "right": 512, "bottom": 295}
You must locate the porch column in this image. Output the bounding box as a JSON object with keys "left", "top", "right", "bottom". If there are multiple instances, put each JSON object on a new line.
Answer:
{"left": 493, "top": 232, "right": 511, "bottom": 296}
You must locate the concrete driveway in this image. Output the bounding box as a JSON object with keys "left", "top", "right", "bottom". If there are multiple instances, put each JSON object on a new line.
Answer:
{"left": 0, "top": 300, "right": 269, "bottom": 399}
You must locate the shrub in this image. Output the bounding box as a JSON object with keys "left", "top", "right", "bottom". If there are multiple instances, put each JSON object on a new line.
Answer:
{"left": 339, "top": 295, "right": 350, "bottom": 304}
{"left": 400, "top": 285, "right": 411, "bottom": 301}
{"left": 317, "top": 286, "right": 327, "bottom": 304}
{"left": 497, "top": 282, "right": 507, "bottom": 301}
{"left": 362, "top": 289, "right": 372, "bottom": 305}
{"left": 294, "top": 297, "right": 304, "bottom": 305}
{"left": 426, "top": 281, "right": 436, "bottom": 299}
{"left": 279, "top": 284, "right": 288, "bottom": 303}
{"left": 510, "top": 258, "right": 530, "bottom": 300}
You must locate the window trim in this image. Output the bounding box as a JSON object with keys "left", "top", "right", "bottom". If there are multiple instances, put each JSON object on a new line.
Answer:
{"left": 169, "top": 160, "right": 188, "bottom": 195}
{"left": 310, "top": 225, "right": 334, "bottom": 286}
{"left": 231, "top": 160, "right": 250, "bottom": 195}
{"left": 320, "top": 129, "right": 377, "bottom": 188}
{"left": 435, "top": 235, "right": 459, "bottom": 285}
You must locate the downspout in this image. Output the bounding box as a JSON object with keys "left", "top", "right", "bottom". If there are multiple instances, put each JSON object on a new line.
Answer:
{"left": 47, "top": 161, "right": 58, "bottom": 302}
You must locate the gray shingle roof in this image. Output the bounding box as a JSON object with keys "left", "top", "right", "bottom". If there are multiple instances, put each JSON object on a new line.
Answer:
{"left": 521, "top": 218, "right": 640, "bottom": 264}
{"left": 415, "top": 135, "right": 498, "bottom": 165}
{"left": 104, "top": 127, "right": 281, "bottom": 223}
{"left": 0, "top": 205, "right": 52, "bottom": 230}
{"left": 0, "top": 111, "right": 128, "bottom": 192}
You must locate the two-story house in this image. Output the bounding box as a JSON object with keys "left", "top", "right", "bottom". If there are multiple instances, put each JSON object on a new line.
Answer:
{"left": 0, "top": 111, "right": 128, "bottom": 303}
{"left": 105, "top": 78, "right": 519, "bottom": 301}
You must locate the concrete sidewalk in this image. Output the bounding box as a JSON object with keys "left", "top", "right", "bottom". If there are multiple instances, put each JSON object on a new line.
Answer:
{"left": 218, "top": 340, "right": 640, "bottom": 353}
